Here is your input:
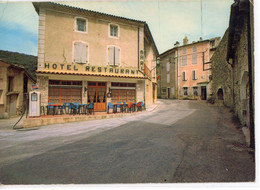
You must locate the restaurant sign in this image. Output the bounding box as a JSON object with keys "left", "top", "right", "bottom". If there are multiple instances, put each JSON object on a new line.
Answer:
{"left": 44, "top": 63, "right": 142, "bottom": 76}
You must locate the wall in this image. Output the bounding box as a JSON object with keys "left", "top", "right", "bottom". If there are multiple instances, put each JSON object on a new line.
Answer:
{"left": 211, "top": 30, "right": 233, "bottom": 107}
{"left": 178, "top": 41, "right": 211, "bottom": 99}
{"left": 40, "top": 8, "right": 140, "bottom": 70}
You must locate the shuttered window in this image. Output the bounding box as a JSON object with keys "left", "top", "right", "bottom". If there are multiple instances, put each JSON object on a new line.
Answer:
{"left": 181, "top": 56, "right": 187, "bottom": 66}
{"left": 192, "top": 54, "right": 197, "bottom": 64}
{"left": 192, "top": 70, "right": 198, "bottom": 80}
{"left": 74, "top": 42, "right": 88, "bottom": 64}
{"left": 108, "top": 46, "right": 120, "bottom": 66}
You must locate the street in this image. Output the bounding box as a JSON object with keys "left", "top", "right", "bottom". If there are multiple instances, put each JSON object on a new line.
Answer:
{"left": 0, "top": 100, "right": 255, "bottom": 184}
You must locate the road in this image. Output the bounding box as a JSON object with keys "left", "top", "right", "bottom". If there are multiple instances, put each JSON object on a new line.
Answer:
{"left": 0, "top": 100, "right": 255, "bottom": 184}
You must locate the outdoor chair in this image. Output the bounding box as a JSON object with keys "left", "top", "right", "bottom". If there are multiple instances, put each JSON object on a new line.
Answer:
{"left": 127, "top": 102, "right": 133, "bottom": 112}
{"left": 122, "top": 102, "right": 127, "bottom": 112}
{"left": 117, "top": 102, "right": 122, "bottom": 112}
{"left": 47, "top": 103, "right": 54, "bottom": 115}
{"left": 61, "top": 103, "right": 69, "bottom": 114}
{"left": 88, "top": 102, "right": 94, "bottom": 115}
{"left": 107, "top": 102, "right": 113, "bottom": 114}
{"left": 136, "top": 102, "right": 142, "bottom": 112}
{"left": 141, "top": 101, "right": 146, "bottom": 111}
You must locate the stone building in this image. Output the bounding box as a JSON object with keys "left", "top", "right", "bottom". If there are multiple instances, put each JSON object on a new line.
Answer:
{"left": 211, "top": 0, "right": 254, "bottom": 148}
{"left": 0, "top": 60, "right": 36, "bottom": 118}
{"left": 33, "top": 2, "right": 158, "bottom": 111}
{"left": 157, "top": 36, "right": 220, "bottom": 100}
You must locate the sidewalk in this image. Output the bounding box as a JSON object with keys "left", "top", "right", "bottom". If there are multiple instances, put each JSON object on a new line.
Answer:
{"left": 0, "top": 102, "right": 161, "bottom": 130}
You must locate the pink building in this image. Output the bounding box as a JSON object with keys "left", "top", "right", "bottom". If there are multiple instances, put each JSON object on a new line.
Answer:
{"left": 157, "top": 36, "right": 220, "bottom": 100}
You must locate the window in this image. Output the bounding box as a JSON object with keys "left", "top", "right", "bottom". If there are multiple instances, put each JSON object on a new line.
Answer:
{"left": 166, "top": 62, "right": 170, "bottom": 72}
{"left": 192, "top": 54, "right": 197, "bottom": 64}
{"left": 162, "top": 88, "right": 166, "bottom": 94}
{"left": 181, "top": 56, "right": 187, "bottom": 66}
{"left": 192, "top": 46, "right": 197, "bottom": 52}
{"left": 192, "top": 70, "right": 198, "bottom": 80}
{"left": 108, "top": 46, "right": 120, "bottom": 66}
{"left": 182, "top": 48, "right": 186, "bottom": 54}
{"left": 193, "top": 87, "right": 198, "bottom": 96}
{"left": 167, "top": 74, "right": 170, "bottom": 83}
{"left": 8, "top": 77, "right": 14, "bottom": 92}
{"left": 109, "top": 24, "right": 119, "bottom": 38}
{"left": 75, "top": 17, "right": 87, "bottom": 32}
{"left": 183, "top": 87, "right": 188, "bottom": 95}
{"left": 74, "top": 42, "right": 88, "bottom": 64}
{"left": 48, "top": 80, "right": 82, "bottom": 103}
{"left": 182, "top": 71, "right": 187, "bottom": 81}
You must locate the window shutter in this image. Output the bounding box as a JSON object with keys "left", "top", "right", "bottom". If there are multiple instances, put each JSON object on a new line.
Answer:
{"left": 80, "top": 43, "right": 87, "bottom": 63}
{"left": 115, "top": 47, "right": 120, "bottom": 66}
{"left": 195, "top": 70, "right": 198, "bottom": 80}
{"left": 108, "top": 47, "right": 114, "bottom": 65}
{"left": 191, "top": 87, "right": 194, "bottom": 96}
{"left": 187, "top": 87, "right": 190, "bottom": 96}
{"left": 185, "top": 71, "right": 188, "bottom": 81}
{"left": 198, "top": 87, "right": 201, "bottom": 96}
{"left": 74, "top": 42, "right": 81, "bottom": 63}
{"left": 182, "top": 72, "right": 185, "bottom": 81}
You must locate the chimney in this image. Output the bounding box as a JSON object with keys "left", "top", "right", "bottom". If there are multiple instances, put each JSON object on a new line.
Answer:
{"left": 174, "top": 41, "right": 180, "bottom": 47}
{"left": 183, "top": 36, "right": 188, "bottom": 45}
{"left": 199, "top": 37, "right": 203, "bottom": 41}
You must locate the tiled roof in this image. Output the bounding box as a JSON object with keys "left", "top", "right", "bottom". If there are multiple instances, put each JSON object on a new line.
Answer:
{"left": 33, "top": 2, "right": 146, "bottom": 25}
{"left": 36, "top": 70, "right": 147, "bottom": 79}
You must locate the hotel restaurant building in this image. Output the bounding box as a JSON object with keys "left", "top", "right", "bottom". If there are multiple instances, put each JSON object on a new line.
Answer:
{"left": 33, "top": 2, "right": 158, "bottom": 112}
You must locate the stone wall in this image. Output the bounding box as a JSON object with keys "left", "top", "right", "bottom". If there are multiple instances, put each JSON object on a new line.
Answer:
{"left": 37, "top": 75, "right": 49, "bottom": 107}
{"left": 211, "top": 29, "right": 233, "bottom": 107}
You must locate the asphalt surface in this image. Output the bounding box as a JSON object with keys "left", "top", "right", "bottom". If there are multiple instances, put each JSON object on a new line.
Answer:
{"left": 0, "top": 100, "right": 255, "bottom": 184}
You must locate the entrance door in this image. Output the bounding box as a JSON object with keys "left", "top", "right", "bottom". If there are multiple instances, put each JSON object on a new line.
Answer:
{"left": 167, "top": 88, "right": 170, "bottom": 99}
{"left": 88, "top": 82, "right": 106, "bottom": 111}
{"left": 8, "top": 94, "right": 18, "bottom": 116}
{"left": 201, "top": 86, "right": 207, "bottom": 100}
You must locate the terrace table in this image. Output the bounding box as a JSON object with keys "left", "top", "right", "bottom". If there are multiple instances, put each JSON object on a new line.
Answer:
{"left": 78, "top": 104, "right": 89, "bottom": 114}
{"left": 47, "top": 104, "right": 62, "bottom": 115}
{"left": 113, "top": 103, "right": 124, "bottom": 113}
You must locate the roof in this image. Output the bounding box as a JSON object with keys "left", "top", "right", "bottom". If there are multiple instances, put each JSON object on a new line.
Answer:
{"left": 33, "top": 2, "right": 146, "bottom": 25}
{"left": 0, "top": 60, "right": 36, "bottom": 83}
{"left": 159, "top": 37, "right": 221, "bottom": 58}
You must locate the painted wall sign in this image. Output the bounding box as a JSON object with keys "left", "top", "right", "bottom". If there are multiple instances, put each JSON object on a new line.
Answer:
{"left": 43, "top": 63, "right": 141, "bottom": 76}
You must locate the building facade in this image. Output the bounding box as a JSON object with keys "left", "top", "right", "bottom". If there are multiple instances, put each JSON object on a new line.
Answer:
{"left": 0, "top": 60, "right": 35, "bottom": 118}
{"left": 211, "top": 0, "right": 254, "bottom": 148}
{"left": 33, "top": 2, "right": 158, "bottom": 111}
{"left": 157, "top": 36, "right": 220, "bottom": 100}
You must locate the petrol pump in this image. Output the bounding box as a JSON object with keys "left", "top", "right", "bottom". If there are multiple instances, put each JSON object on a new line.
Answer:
{"left": 29, "top": 91, "right": 41, "bottom": 117}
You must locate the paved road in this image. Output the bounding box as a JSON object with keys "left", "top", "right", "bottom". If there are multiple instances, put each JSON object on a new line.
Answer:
{"left": 0, "top": 100, "right": 255, "bottom": 184}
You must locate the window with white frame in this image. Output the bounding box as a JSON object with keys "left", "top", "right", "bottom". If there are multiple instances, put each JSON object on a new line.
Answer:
{"left": 74, "top": 42, "right": 88, "bottom": 64}
{"left": 167, "top": 73, "right": 170, "bottom": 83}
{"left": 166, "top": 62, "right": 170, "bottom": 72}
{"left": 109, "top": 24, "right": 119, "bottom": 38}
{"left": 192, "top": 70, "right": 198, "bottom": 80}
{"left": 181, "top": 56, "right": 187, "bottom": 66}
{"left": 192, "top": 54, "right": 197, "bottom": 64}
{"left": 182, "top": 48, "right": 186, "bottom": 54}
{"left": 108, "top": 46, "right": 120, "bottom": 66}
{"left": 192, "top": 46, "right": 197, "bottom": 52}
{"left": 75, "top": 18, "right": 87, "bottom": 32}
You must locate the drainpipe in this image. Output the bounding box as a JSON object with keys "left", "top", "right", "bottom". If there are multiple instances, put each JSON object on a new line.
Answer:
{"left": 247, "top": 2, "right": 254, "bottom": 149}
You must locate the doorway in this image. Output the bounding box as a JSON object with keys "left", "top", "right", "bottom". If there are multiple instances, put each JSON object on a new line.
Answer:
{"left": 8, "top": 94, "right": 18, "bottom": 116}
{"left": 201, "top": 86, "right": 207, "bottom": 100}
{"left": 88, "top": 82, "right": 107, "bottom": 111}
{"left": 167, "top": 88, "right": 170, "bottom": 99}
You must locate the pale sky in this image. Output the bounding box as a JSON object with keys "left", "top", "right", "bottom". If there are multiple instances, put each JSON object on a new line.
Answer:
{"left": 0, "top": 0, "right": 239, "bottom": 56}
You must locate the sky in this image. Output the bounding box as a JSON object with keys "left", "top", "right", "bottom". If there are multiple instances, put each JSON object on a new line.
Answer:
{"left": 0, "top": 0, "right": 241, "bottom": 56}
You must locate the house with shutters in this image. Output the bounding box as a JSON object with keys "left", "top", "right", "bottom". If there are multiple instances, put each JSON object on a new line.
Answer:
{"left": 157, "top": 36, "right": 220, "bottom": 100}
{"left": 33, "top": 2, "right": 158, "bottom": 112}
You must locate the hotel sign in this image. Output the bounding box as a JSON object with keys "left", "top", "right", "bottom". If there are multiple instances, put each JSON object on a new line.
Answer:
{"left": 44, "top": 62, "right": 143, "bottom": 76}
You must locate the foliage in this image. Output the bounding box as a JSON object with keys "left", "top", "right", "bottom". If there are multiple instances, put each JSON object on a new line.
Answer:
{"left": 0, "top": 50, "right": 37, "bottom": 80}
